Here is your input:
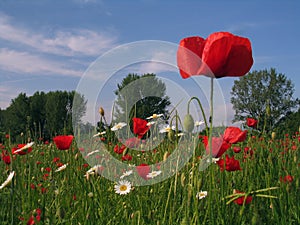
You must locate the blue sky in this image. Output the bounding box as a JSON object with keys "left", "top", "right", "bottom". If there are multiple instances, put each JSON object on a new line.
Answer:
{"left": 0, "top": 0, "right": 299, "bottom": 124}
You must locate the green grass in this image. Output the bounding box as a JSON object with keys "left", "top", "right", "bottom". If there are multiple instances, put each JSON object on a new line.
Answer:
{"left": 0, "top": 132, "right": 299, "bottom": 225}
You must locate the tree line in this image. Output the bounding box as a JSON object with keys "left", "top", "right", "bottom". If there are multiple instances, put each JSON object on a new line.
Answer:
{"left": 0, "top": 91, "right": 86, "bottom": 143}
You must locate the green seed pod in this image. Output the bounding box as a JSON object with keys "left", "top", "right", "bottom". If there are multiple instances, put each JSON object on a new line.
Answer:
{"left": 183, "top": 114, "right": 194, "bottom": 132}
{"left": 266, "top": 103, "right": 271, "bottom": 117}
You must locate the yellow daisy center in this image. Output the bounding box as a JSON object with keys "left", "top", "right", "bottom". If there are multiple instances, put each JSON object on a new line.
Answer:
{"left": 152, "top": 114, "right": 158, "bottom": 119}
{"left": 120, "top": 185, "right": 128, "bottom": 191}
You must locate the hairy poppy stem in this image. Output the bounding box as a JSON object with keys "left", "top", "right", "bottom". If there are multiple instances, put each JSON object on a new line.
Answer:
{"left": 187, "top": 96, "right": 209, "bottom": 136}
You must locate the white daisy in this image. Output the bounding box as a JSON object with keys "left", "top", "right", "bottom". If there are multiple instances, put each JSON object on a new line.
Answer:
{"left": 93, "top": 131, "right": 106, "bottom": 137}
{"left": 13, "top": 142, "right": 34, "bottom": 154}
{"left": 206, "top": 157, "right": 220, "bottom": 163}
{"left": 120, "top": 170, "right": 133, "bottom": 179}
{"left": 0, "top": 171, "right": 15, "bottom": 189}
{"left": 159, "top": 125, "right": 175, "bottom": 133}
{"left": 146, "top": 114, "right": 163, "bottom": 120}
{"left": 195, "top": 121, "right": 205, "bottom": 127}
{"left": 111, "top": 122, "right": 127, "bottom": 131}
{"left": 146, "top": 170, "right": 162, "bottom": 179}
{"left": 86, "top": 150, "right": 100, "bottom": 157}
{"left": 55, "top": 163, "right": 68, "bottom": 172}
{"left": 114, "top": 180, "right": 132, "bottom": 195}
{"left": 196, "top": 191, "right": 208, "bottom": 200}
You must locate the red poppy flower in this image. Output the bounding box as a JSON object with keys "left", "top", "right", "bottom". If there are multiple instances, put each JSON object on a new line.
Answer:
{"left": 1, "top": 150, "right": 11, "bottom": 165}
{"left": 280, "top": 175, "right": 294, "bottom": 183}
{"left": 114, "top": 144, "right": 126, "bottom": 154}
{"left": 133, "top": 117, "right": 150, "bottom": 138}
{"left": 53, "top": 135, "right": 73, "bottom": 150}
{"left": 136, "top": 163, "right": 150, "bottom": 180}
{"left": 246, "top": 118, "right": 258, "bottom": 128}
{"left": 223, "top": 127, "right": 247, "bottom": 144}
{"left": 233, "top": 146, "right": 241, "bottom": 153}
{"left": 233, "top": 190, "right": 253, "bottom": 205}
{"left": 12, "top": 144, "right": 33, "bottom": 155}
{"left": 121, "top": 154, "right": 133, "bottom": 161}
{"left": 217, "top": 154, "right": 242, "bottom": 172}
{"left": 177, "top": 32, "right": 253, "bottom": 78}
{"left": 203, "top": 136, "right": 231, "bottom": 158}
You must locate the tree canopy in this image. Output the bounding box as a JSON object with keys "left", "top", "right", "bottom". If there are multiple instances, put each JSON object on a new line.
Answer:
{"left": 230, "top": 68, "right": 299, "bottom": 132}
{"left": 0, "top": 91, "right": 86, "bottom": 142}
{"left": 113, "top": 73, "right": 171, "bottom": 124}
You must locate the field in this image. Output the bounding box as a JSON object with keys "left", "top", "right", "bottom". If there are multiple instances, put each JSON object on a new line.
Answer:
{"left": 0, "top": 126, "right": 299, "bottom": 225}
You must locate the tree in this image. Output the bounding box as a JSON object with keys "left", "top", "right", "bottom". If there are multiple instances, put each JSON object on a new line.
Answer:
{"left": 275, "top": 107, "right": 300, "bottom": 136}
{"left": 113, "top": 73, "right": 171, "bottom": 123}
{"left": 230, "top": 68, "right": 299, "bottom": 131}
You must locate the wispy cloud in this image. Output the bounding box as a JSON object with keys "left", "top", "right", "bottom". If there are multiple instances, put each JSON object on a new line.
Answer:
{"left": 0, "top": 48, "right": 82, "bottom": 76}
{"left": 0, "top": 12, "right": 118, "bottom": 57}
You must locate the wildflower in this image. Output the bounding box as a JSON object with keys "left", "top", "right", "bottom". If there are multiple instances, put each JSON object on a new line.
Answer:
{"left": 280, "top": 175, "right": 294, "bottom": 183}
{"left": 223, "top": 127, "right": 247, "bottom": 144}
{"left": 246, "top": 118, "right": 258, "bottom": 128}
{"left": 0, "top": 171, "right": 15, "bottom": 189}
{"left": 85, "top": 164, "right": 104, "bottom": 177}
{"left": 203, "top": 136, "right": 231, "bottom": 158}
{"left": 196, "top": 191, "right": 208, "bottom": 200}
{"left": 146, "top": 170, "right": 162, "bottom": 179}
{"left": 120, "top": 170, "right": 133, "bottom": 179}
{"left": 133, "top": 117, "right": 150, "bottom": 138}
{"left": 136, "top": 163, "right": 150, "bottom": 180}
{"left": 125, "top": 137, "right": 141, "bottom": 148}
{"left": 217, "top": 155, "right": 242, "bottom": 172}
{"left": 53, "top": 135, "right": 74, "bottom": 150}
{"left": 114, "top": 144, "right": 126, "bottom": 154}
{"left": 233, "top": 190, "right": 253, "bottom": 205}
{"left": 146, "top": 114, "right": 163, "bottom": 119}
{"left": 55, "top": 163, "right": 68, "bottom": 172}
{"left": 1, "top": 150, "right": 11, "bottom": 165}
{"left": 233, "top": 146, "right": 241, "bottom": 153}
{"left": 121, "top": 154, "right": 133, "bottom": 161}
{"left": 114, "top": 180, "right": 132, "bottom": 195}
{"left": 111, "top": 122, "right": 127, "bottom": 131}
{"left": 195, "top": 121, "right": 205, "bottom": 127}
{"left": 12, "top": 142, "right": 34, "bottom": 155}
{"left": 177, "top": 32, "right": 253, "bottom": 78}
{"left": 159, "top": 125, "right": 175, "bottom": 133}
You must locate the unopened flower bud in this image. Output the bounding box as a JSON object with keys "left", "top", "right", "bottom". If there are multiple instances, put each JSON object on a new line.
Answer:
{"left": 271, "top": 132, "right": 276, "bottom": 140}
{"left": 183, "top": 114, "right": 194, "bottom": 132}
{"left": 99, "top": 107, "right": 105, "bottom": 116}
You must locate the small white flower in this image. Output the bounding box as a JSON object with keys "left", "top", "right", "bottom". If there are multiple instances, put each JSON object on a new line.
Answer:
{"left": 86, "top": 150, "right": 100, "bottom": 157}
{"left": 196, "top": 191, "right": 208, "bottom": 200}
{"left": 177, "top": 132, "right": 185, "bottom": 137}
{"left": 146, "top": 170, "right": 162, "bottom": 179}
{"left": 111, "top": 122, "right": 127, "bottom": 131}
{"left": 147, "top": 121, "right": 156, "bottom": 126}
{"left": 120, "top": 170, "right": 133, "bottom": 179}
{"left": 85, "top": 164, "right": 102, "bottom": 176}
{"left": 0, "top": 171, "right": 15, "bottom": 190}
{"left": 114, "top": 180, "right": 132, "bottom": 195}
{"left": 159, "top": 125, "right": 175, "bottom": 133}
{"left": 55, "top": 163, "right": 68, "bottom": 172}
{"left": 13, "top": 142, "right": 34, "bottom": 154}
{"left": 195, "top": 121, "right": 205, "bottom": 127}
{"left": 146, "top": 114, "right": 163, "bottom": 120}
{"left": 206, "top": 157, "right": 220, "bottom": 163}
{"left": 93, "top": 131, "right": 106, "bottom": 137}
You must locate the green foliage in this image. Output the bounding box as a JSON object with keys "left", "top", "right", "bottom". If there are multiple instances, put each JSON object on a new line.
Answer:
{"left": 113, "top": 73, "right": 171, "bottom": 123}
{"left": 0, "top": 91, "right": 86, "bottom": 141}
{"left": 275, "top": 107, "right": 300, "bottom": 136}
{"left": 231, "top": 68, "right": 299, "bottom": 132}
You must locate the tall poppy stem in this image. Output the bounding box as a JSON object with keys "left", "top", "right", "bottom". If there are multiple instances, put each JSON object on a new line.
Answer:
{"left": 209, "top": 76, "right": 214, "bottom": 224}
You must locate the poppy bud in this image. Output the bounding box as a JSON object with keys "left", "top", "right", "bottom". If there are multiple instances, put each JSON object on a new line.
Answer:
{"left": 180, "top": 172, "right": 186, "bottom": 187}
{"left": 183, "top": 114, "right": 194, "bottom": 132}
{"left": 271, "top": 132, "right": 276, "bottom": 140}
{"left": 99, "top": 107, "right": 105, "bottom": 116}
{"left": 163, "top": 152, "right": 169, "bottom": 161}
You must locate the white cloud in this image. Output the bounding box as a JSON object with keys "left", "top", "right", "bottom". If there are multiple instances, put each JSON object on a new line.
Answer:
{"left": 0, "top": 48, "right": 82, "bottom": 76}
{"left": 0, "top": 13, "right": 118, "bottom": 57}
